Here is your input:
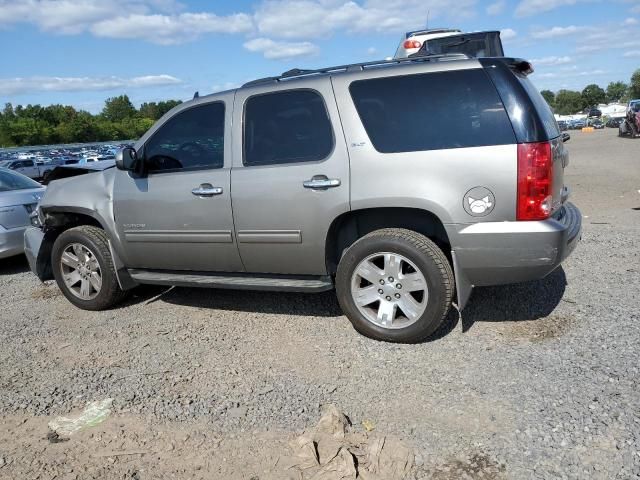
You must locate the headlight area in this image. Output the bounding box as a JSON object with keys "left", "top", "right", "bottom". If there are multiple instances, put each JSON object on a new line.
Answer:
{"left": 30, "top": 208, "right": 44, "bottom": 228}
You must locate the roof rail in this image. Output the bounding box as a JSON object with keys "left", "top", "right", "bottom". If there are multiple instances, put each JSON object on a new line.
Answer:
{"left": 242, "top": 53, "right": 470, "bottom": 87}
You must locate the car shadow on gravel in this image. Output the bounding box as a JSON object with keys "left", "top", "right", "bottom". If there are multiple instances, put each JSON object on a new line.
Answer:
{"left": 458, "top": 267, "right": 567, "bottom": 333}
{"left": 0, "top": 255, "right": 30, "bottom": 275}
{"left": 128, "top": 284, "right": 344, "bottom": 317}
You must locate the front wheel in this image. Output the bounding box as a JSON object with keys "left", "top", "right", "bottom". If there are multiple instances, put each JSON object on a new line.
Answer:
{"left": 51, "top": 226, "right": 128, "bottom": 310}
{"left": 336, "top": 228, "right": 454, "bottom": 343}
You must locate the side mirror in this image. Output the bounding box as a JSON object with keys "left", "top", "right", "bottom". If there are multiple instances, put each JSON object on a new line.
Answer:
{"left": 116, "top": 147, "right": 138, "bottom": 171}
{"left": 562, "top": 132, "right": 571, "bottom": 143}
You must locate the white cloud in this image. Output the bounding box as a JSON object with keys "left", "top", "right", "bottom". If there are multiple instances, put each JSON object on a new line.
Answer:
{"left": 531, "top": 55, "right": 572, "bottom": 66}
{"left": 243, "top": 38, "right": 320, "bottom": 60}
{"left": 367, "top": 46, "right": 378, "bottom": 55}
{"left": 0, "top": 74, "right": 182, "bottom": 95}
{"left": 514, "top": 0, "right": 586, "bottom": 17}
{"left": 486, "top": 0, "right": 506, "bottom": 15}
{"left": 623, "top": 50, "right": 640, "bottom": 57}
{"left": 623, "top": 17, "right": 638, "bottom": 26}
{"left": 91, "top": 12, "right": 252, "bottom": 44}
{"left": 531, "top": 25, "right": 587, "bottom": 39}
{"left": 0, "top": 0, "right": 181, "bottom": 33}
{"left": 632, "top": 5, "right": 640, "bottom": 14}
{"left": 0, "top": 0, "right": 250, "bottom": 43}
{"left": 253, "top": 0, "right": 476, "bottom": 40}
{"left": 501, "top": 28, "right": 517, "bottom": 40}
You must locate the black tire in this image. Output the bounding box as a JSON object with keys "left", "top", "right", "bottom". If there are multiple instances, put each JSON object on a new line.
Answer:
{"left": 336, "top": 228, "right": 454, "bottom": 343}
{"left": 51, "top": 226, "right": 128, "bottom": 310}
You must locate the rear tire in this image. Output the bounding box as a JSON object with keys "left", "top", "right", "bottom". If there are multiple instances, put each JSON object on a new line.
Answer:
{"left": 336, "top": 228, "right": 454, "bottom": 343}
{"left": 52, "top": 226, "right": 128, "bottom": 310}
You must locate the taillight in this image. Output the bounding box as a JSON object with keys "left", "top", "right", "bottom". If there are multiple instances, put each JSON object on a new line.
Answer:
{"left": 517, "top": 141, "right": 553, "bottom": 220}
{"left": 403, "top": 39, "right": 422, "bottom": 50}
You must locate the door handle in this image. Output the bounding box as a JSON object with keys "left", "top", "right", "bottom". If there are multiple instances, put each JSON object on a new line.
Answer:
{"left": 192, "top": 184, "right": 223, "bottom": 197}
{"left": 303, "top": 176, "right": 341, "bottom": 190}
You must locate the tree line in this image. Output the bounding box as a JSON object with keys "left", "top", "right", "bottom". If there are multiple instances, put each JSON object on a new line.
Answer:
{"left": 0, "top": 95, "right": 182, "bottom": 147}
{"left": 541, "top": 68, "right": 640, "bottom": 115}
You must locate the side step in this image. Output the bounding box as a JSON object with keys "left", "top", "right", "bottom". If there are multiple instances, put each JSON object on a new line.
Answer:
{"left": 128, "top": 269, "right": 334, "bottom": 293}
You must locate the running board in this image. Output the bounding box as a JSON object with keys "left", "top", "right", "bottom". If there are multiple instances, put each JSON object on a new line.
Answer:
{"left": 128, "top": 269, "right": 334, "bottom": 293}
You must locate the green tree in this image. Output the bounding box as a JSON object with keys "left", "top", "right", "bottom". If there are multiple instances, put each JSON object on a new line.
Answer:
{"left": 540, "top": 90, "right": 555, "bottom": 108}
{"left": 606, "top": 81, "right": 628, "bottom": 103}
{"left": 581, "top": 84, "right": 606, "bottom": 109}
{"left": 102, "top": 95, "right": 136, "bottom": 122}
{"left": 630, "top": 69, "right": 640, "bottom": 99}
{"left": 554, "top": 90, "right": 583, "bottom": 115}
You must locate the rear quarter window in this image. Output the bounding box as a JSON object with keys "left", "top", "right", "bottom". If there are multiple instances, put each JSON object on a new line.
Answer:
{"left": 516, "top": 75, "right": 560, "bottom": 139}
{"left": 349, "top": 69, "right": 516, "bottom": 153}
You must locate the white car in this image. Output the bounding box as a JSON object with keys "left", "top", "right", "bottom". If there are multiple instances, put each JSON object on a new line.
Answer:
{"left": 394, "top": 28, "right": 461, "bottom": 59}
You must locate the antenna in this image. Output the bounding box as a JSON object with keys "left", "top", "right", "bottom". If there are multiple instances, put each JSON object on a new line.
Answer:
{"left": 193, "top": 91, "right": 199, "bottom": 99}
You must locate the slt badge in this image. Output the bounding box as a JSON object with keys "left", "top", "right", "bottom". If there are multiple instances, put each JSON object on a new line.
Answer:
{"left": 463, "top": 187, "right": 496, "bottom": 217}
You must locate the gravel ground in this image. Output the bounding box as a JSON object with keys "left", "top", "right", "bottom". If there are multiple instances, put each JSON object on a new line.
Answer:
{"left": 0, "top": 128, "right": 638, "bottom": 479}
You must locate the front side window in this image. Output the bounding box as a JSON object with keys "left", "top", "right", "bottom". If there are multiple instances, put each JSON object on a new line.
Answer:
{"left": 145, "top": 102, "right": 225, "bottom": 172}
{"left": 350, "top": 69, "right": 516, "bottom": 153}
{"left": 244, "top": 89, "right": 334, "bottom": 167}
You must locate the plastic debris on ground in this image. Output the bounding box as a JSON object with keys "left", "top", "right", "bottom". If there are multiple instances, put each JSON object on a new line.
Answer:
{"left": 48, "top": 399, "right": 113, "bottom": 437}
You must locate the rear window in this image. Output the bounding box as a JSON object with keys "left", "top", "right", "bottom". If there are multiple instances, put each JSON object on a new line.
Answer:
{"left": 0, "top": 169, "right": 41, "bottom": 191}
{"left": 516, "top": 75, "right": 560, "bottom": 139}
{"left": 349, "top": 69, "right": 516, "bottom": 153}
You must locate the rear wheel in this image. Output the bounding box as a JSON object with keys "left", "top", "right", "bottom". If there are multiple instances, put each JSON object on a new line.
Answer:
{"left": 336, "top": 228, "right": 454, "bottom": 343}
{"left": 52, "top": 226, "right": 128, "bottom": 310}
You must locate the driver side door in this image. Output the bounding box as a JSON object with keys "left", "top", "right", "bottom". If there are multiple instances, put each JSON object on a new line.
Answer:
{"left": 113, "top": 96, "right": 244, "bottom": 272}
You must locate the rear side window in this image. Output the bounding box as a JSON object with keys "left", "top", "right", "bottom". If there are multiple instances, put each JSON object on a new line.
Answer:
{"left": 350, "top": 69, "right": 516, "bottom": 153}
{"left": 244, "top": 89, "right": 334, "bottom": 166}
{"left": 516, "top": 75, "right": 560, "bottom": 139}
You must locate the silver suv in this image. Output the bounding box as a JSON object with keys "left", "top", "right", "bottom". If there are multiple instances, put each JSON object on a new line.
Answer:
{"left": 24, "top": 56, "right": 581, "bottom": 343}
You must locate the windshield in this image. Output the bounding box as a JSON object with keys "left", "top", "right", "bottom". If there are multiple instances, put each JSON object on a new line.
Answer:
{"left": 0, "top": 169, "right": 42, "bottom": 192}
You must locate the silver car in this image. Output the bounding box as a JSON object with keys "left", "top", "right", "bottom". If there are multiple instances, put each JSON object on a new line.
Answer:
{"left": 24, "top": 55, "right": 581, "bottom": 343}
{"left": 0, "top": 168, "right": 44, "bottom": 259}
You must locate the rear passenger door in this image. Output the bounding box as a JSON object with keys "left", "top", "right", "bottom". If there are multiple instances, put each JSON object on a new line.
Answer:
{"left": 231, "top": 79, "right": 350, "bottom": 275}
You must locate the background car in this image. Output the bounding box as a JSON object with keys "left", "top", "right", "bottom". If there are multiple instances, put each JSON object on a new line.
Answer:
{"left": 587, "top": 108, "right": 602, "bottom": 118}
{"left": 394, "top": 28, "right": 461, "bottom": 58}
{"left": 606, "top": 116, "right": 624, "bottom": 128}
{"left": 591, "top": 119, "right": 604, "bottom": 129}
{"left": 0, "top": 168, "right": 45, "bottom": 259}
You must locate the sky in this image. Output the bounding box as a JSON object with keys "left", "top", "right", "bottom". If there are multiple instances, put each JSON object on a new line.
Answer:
{"left": 0, "top": 0, "right": 639, "bottom": 113}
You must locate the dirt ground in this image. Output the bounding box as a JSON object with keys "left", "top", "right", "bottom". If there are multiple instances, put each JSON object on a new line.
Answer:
{"left": 0, "top": 127, "right": 638, "bottom": 479}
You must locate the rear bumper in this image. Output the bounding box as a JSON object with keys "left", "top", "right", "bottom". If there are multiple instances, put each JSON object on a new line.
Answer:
{"left": 449, "top": 202, "right": 582, "bottom": 290}
{"left": 0, "top": 225, "right": 28, "bottom": 259}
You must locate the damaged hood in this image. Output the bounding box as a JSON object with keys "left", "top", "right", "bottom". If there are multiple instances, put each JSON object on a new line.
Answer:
{"left": 43, "top": 160, "right": 115, "bottom": 185}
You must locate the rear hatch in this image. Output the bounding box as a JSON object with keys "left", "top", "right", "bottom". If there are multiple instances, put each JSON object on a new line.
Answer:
{"left": 479, "top": 57, "right": 566, "bottom": 216}
{"left": 410, "top": 31, "right": 504, "bottom": 58}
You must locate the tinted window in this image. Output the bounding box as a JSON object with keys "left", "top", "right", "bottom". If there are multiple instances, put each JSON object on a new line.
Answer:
{"left": 516, "top": 75, "right": 560, "bottom": 139}
{"left": 145, "top": 102, "right": 225, "bottom": 172}
{"left": 0, "top": 169, "right": 41, "bottom": 191}
{"left": 350, "top": 69, "right": 516, "bottom": 153}
{"left": 244, "top": 90, "right": 333, "bottom": 166}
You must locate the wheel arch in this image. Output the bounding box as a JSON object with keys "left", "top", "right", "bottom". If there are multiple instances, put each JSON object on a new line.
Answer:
{"left": 325, "top": 207, "right": 452, "bottom": 276}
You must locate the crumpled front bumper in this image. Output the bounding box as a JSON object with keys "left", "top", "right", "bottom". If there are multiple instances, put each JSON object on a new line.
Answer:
{"left": 24, "top": 227, "right": 51, "bottom": 281}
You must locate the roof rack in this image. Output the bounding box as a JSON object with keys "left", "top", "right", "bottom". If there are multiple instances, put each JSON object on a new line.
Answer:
{"left": 242, "top": 53, "right": 470, "bottom": 88}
